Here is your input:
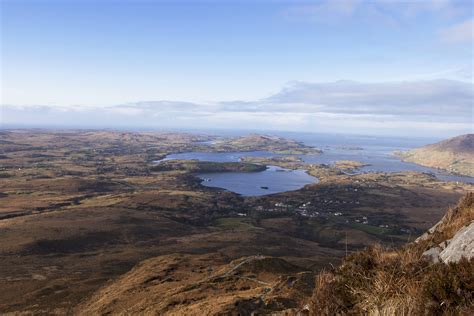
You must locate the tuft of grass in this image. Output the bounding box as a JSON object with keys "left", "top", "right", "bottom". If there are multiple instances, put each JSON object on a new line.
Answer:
{"left": 423, "top": 258, "right": 474, "bottom": 314}
{"left": 311, "top": 246, "right": 474, "bottom": 315}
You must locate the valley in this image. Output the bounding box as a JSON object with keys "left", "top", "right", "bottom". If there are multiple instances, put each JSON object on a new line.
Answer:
{"left": 0, "top": 129, "right": 472, "bottom": 313}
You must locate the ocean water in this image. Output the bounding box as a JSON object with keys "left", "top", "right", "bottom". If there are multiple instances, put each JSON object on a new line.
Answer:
{"left": 162, "top": 132, "right": 474, "bottom": 195}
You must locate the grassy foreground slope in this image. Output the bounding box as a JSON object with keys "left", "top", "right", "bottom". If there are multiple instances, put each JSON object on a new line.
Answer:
{"left": 398, "top": 134, "right": 474, "bottom": 177}
{"left": 311, "top": 193, "right": 474, "bottom": 315}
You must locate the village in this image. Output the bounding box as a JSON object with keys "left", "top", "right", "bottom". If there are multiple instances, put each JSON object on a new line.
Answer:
{"left": 249, "top": 198, "right": 398, "bottom": 231}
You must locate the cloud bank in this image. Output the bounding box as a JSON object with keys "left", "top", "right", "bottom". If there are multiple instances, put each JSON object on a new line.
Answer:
{"left": 2, "top": 80, "right": 472, "bottom": 137}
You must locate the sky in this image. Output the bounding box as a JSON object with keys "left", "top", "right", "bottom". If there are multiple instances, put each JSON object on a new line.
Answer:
{"left": 1, "top": 0, "right": 473, "bottom": 137}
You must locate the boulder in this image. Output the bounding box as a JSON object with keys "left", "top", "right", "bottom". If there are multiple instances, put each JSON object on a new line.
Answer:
{"left": 439, "top": 221, "right": 474, "bottom": 263}
{"left": 422, "top": 247, "right": 441, "bottom": 263}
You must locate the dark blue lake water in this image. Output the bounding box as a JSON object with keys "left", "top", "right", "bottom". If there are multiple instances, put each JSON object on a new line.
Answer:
{"left": 199, "top": 166, "right": 316, "bottom": 196}
{"left": 161, "top": 133, "right": 474, "bottom": 196}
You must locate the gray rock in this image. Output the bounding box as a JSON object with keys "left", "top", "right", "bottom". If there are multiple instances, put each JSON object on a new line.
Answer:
{"left": 416, "top": 220, "right": 441, "bottom": 243}
{"left": 422, "top": 247, "right": 441, "bottom": 263}
{"left": 439, "top": 221, "right": 474, "bottom": 264}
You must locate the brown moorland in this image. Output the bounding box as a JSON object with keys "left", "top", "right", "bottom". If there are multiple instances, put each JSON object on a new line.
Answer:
{"left": 0, "top": 130, "right": 472, "bottom": 314}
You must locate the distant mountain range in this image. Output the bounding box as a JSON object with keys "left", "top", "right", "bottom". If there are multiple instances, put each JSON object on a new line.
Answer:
{"left": 398, "top": 134, "right": 474, "bottom": 177}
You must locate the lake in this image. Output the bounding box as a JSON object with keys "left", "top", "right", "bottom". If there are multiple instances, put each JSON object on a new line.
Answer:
{"left": 199, "top": 165, "right": 317, "bottom": 196}
{"left": 160, "top": 133, "right": 474, "bottom": 196}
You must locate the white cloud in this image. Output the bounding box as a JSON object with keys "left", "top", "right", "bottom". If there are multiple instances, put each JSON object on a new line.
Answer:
{"left": 403, "top": 65, "right": 473, "bottom": 81}
{"left": 440, "top": 19, "right": 474, "bottom": 43}
{"left": 282, "top": 0, "right": 472, "bottom": 26}
{"left": 222, "top": 80, "right": 473, "bottom": 120}
{"left": 2, "top": 80, "right": 472, "bottom": 137}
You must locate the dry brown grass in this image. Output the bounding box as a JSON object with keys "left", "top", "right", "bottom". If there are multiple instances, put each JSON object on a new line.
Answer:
{"left": 311, "top": 247, "right": 473, "bottom": 315}
{"left": 430, "top": 192, "right": 474, "bottom": 243}
{"left": 310, "top": 193, "right": 474, "bottom": 316}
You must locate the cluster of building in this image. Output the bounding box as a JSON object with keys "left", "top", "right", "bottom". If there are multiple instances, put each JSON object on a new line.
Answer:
{"left": 252, "top": 199, "right": 397, "bottom": 231}
{"left": 355, "top": 216, "right": 369, "bottom": 224}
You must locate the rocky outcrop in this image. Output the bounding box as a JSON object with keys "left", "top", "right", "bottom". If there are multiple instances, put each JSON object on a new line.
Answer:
{"left": 420, "top": 193, "right": 473, "bottom": 264}
{"left": 310, "top": 194, "right": 474, "bottom": 315}
{"left": 439, "top": 221, "right": 474, "bottom": 263}
{"left": 422, "top": 221, "right": 474, "bottom": 264}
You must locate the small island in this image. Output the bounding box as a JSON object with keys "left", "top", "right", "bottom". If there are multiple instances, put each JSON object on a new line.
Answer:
{"left": 152, "top": 160, "right": 267, "bottom": 173}
{"left": 206, "top": 134, "right": 322, "bottom": 155}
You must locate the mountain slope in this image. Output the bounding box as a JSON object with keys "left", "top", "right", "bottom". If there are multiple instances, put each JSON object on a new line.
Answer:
{"left": 76, "top": 254, "right": 315, "bottom": 315}
{"left": 398, "top": 134, "right": 474, "bottom": 177}
{"left": 75, "top": 194, "right": 474, "bottom": 315}
{"left": 310, "top": 193, "right": 474, "bottom": 315}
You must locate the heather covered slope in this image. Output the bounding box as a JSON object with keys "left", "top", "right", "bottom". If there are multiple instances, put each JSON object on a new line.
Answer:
{"left": 76, "top": 194, "right": 474, "bottom": 315}
{"left": 310, "top": 193, "right": 474, "bottom": 315}
{"left": 76, "top": 254, "right": 316, "bottom": 315}
{"left": 398, "top": 134, "right": 474, "bottom": 177}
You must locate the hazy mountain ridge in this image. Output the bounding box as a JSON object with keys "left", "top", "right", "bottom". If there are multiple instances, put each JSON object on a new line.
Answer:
{"left": 398, "top": 134, "right": 474, "bottom": 177}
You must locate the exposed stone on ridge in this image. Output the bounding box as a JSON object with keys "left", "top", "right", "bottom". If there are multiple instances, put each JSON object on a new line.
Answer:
{"left": 439, "top": 221, "right": 474, "bottom": 263}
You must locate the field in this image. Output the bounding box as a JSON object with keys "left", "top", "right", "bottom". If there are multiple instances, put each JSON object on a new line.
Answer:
{"left": 0, "top": 129, "right": 472, "bottom": 313}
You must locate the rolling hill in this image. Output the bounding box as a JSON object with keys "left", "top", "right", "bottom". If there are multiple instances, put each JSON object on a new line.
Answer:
{"left": 76, "top": 194, "right": 474, "bottom": 315}
{"left": 398, "top": 134, "right": 474, "bottom": 177}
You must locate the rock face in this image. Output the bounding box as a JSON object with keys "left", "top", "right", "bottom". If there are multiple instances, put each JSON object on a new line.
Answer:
{"left": 420, "top": 192, "right": 474, "bottom": 264}
{"left": 439, "top": 222, "right": 474, "bottom": 263}
{"left": 398, "top": 134, "right": 474, "bottom": 177}
{"left": 422, "top": 222, "right": 474, "bottom": 264}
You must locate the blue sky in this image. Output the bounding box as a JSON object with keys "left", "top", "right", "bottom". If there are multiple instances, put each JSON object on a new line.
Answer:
{"left": 1, "top": 0, "right": 473, "bottom": 136}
